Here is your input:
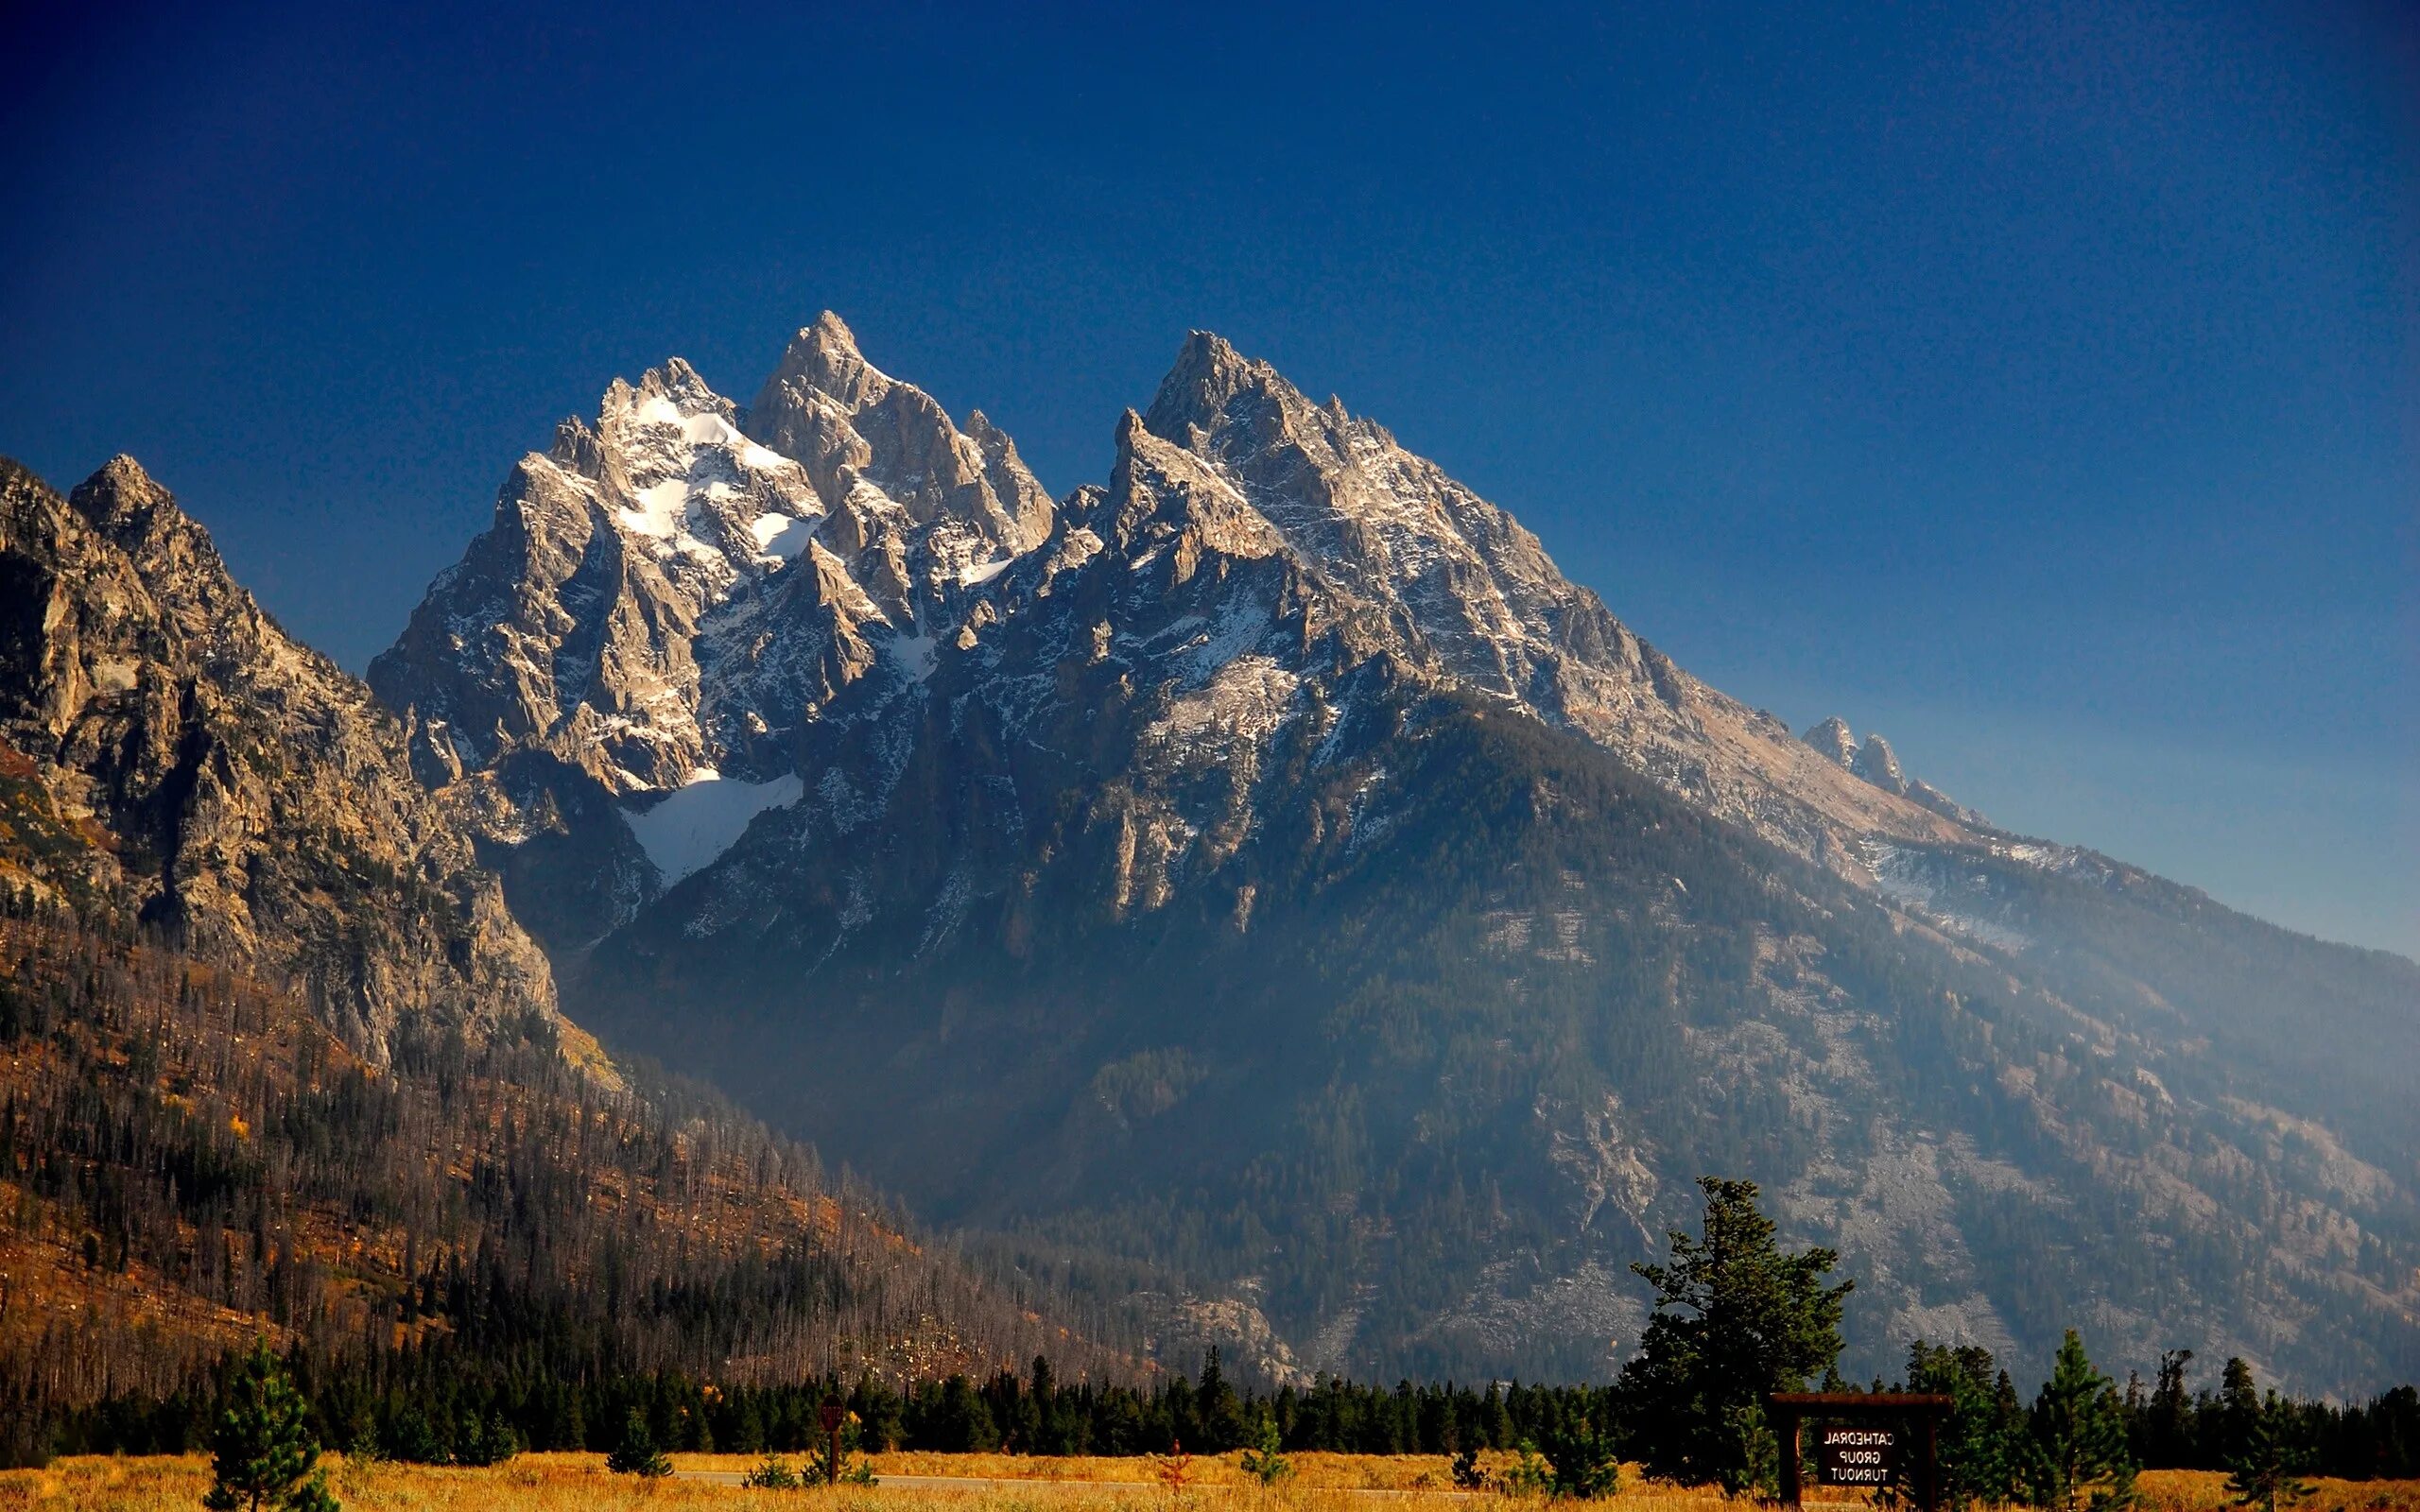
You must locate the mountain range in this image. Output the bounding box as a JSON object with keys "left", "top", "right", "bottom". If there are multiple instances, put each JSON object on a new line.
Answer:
{"left": 0, "top": 453, "right": 1122, "bottom": 1407}
{"left": 4, "top": 315, "right": 2413, "bottom": 1398}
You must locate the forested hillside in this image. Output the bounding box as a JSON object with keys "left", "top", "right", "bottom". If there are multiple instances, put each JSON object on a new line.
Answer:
{"left": 0, "top": 902, "right": 1129, "bottom": 1417}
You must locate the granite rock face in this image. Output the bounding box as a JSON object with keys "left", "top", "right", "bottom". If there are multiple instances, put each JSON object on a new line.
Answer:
{"left": 0, "top": 456, "right": 575, "bottom": 1065}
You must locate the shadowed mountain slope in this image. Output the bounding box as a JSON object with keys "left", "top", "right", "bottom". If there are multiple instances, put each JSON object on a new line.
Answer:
{"left": 363, "top": 324, "right": 2420, "bottom": 1394}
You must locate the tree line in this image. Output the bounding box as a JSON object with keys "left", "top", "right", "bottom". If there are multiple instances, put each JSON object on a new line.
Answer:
{"left": 35, "top": 1177, "right": 2420, "bottom": 1499}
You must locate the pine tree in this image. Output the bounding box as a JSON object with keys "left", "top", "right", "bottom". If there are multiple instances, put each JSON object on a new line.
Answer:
{"left": 2226, "top": 1391, "right": 2314, "bottom": 1512}
{"left": 202, "top": 1339, "right": 339, "bottom": 1512}
{"left": 1907, "top": 1340, "right": 2027, "bottom": 1511}
{"left": 2027, "top": 1331, "right": 2137, "bottom": 1512}
{"left": 2219, "top": 1359, "right": 2261, "bottom": 1455}
{"left": 1536, "top": 1416, "right": 1622, "bottom": 1500}
{"left": 454, "top": 1410, "right": 520, "bottom": 1468}
{"left": 1614, "top": 1176, "right": 1854, "bottom": 1491}
{"left": 2146, "top": 1351, "right": 2195, "bottom": 1469}
{"left": 1240, "top": 1414, "right": 1294, "bottom": 1485}
{"left": 606, "top": 1409, "right": 671, "bottom": 1477}
{"left": 1196, "top": 1348, "right": 1247, "bottom": 1452}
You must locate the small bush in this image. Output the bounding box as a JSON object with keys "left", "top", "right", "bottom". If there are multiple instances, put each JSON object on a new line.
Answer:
{"left": 742, "top": 1455, "right": 802, "bottom": 1488}
{"left": 606, "top": 1410, "right": 671, "bottom": 1478}
{"left": 1452, "top": 1446, "right": 1489, "bottom": 1490}
{"left": 1502, "top": 1442, "right": 1552, "bottom": 1497}
{"left": 1537, "top": 1420, "right": 1621, "bottom": 1500}
{"left": 454, "top": 1410, "right": 521, "bottom": 1468}
{"left": 1240, "top": 1418, "right": 1293, "bottom": 1485}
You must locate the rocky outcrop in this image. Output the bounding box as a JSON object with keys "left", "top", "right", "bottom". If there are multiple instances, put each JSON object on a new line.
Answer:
{"left": 0, "top": 455, "right": 580, "bottom": 1066}
{"left": 1804, "top": 715, "right": 1858, "bottom": 766}
{"left": 1804, "top": 718, "right": 1991, "bottom": 827}
{"left": 1134, "top": 333, "right": 1963, "bottom": 859}
{"left": 1852, "top": 733, "right": 1907, "bottom": 794}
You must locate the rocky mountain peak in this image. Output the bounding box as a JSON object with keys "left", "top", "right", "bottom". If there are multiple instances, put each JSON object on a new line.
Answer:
{"left": 746, "top": 312, "right": 1052, "bottom": 558}
{"left": 66, "top": 453, "right": 170, "bottom": 525}
{"left": 1853, "top": 733, "right": 1907, "bottom": 793}
{"left": 1804, "top": 715, "right": 1858, "bottom": 766}
{"left": 1143, "top": 330, "right": 1268, "bottom": 443}
{"left": 757, "top": 310, "right": 879, "bottom": 410}
{"left": 623, "top": 355, "right": 726, "bottom": 413}
{"left": 3, "top": 456, "right": 576, "bottom": 1066}
{"left": 1142, "top": 331, "right": 1335, "bottom": 478}
{"left": 63, "top": 454, "right": 215, "bottom": 573}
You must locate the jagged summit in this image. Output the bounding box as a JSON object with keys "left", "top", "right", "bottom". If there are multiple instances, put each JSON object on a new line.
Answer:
{"left": 296, "top": 318, "right": 2420, "bottom": 1392}
{"left": 62, "top": 455, "right": 223, "bottom": 576}
{"left": 755, "top": 309, "right": 886, "bottom": 412}
{"left": 1143, "top": 329, "right": 1263, "bottom": 440}
{"left": 1, "top": 455, "right": 570, "bottom": 1065}
{"left": 68, "top": 453, "right": 166, "bottom": 523}
{"left": 1805, "top": 715, "right": 1858, "bottom": 766}
{"left": 1803, "top": 717, "right": 1993, "bottom": 828}
{"left": 748, "top": 311, "right": 1052, "bottom": 552}
{"left": 1852, "top": 732, "right": 1907, "bottom": 794}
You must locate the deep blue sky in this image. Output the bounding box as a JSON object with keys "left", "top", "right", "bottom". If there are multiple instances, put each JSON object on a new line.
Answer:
{"left": 4, "top": 1, "right": 2413, "bottom": 954}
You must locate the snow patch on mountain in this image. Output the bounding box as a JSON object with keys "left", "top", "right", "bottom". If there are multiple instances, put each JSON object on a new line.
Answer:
{"left": 626, "top": 768, "right": 804, "bottom": 884}
{"left": 1866, "top": 842, "right": 2033, "bottom": 953}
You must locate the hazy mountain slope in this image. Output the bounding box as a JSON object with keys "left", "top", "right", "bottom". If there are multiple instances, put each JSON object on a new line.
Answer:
{"left": 372, "top": 323, "right": 2420, "bottom": 1393}
{"left": 1865, "top": 835, "right": 2420, "bottom": 1170}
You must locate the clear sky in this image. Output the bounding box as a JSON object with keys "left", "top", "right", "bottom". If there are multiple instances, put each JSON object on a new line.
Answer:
{"left": 4, "top": 2, "right": 2413, "bottom": 956}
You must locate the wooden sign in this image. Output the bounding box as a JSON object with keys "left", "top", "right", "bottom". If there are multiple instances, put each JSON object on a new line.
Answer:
{"left": 1768, "top": 1393, "right": 1952, "bottom": 1512}
{"left": 1817, "top": 1424, "right": 1898, "bottom": 1486}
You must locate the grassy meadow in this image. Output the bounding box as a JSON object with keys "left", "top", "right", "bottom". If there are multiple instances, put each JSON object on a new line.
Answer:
{"left": 2, "top": 1457, "right": 2415, "bottom": 1512}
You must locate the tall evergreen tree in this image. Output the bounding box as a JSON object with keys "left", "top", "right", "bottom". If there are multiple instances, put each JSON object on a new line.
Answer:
{"left": 2145, "top": 1351, "right": 2195, "bottom": 1469}
{"left": 1906, "top": 1340, "right": 2027, "bottom": 1511}
{"left": 2028, "top": 1331, "right": 2137, "bottom": 1512}
{"left": 1195, "top": 1348, "right": 1248, "bottom": 1452}
{"left": 202, "top": 1340, "right": 338, "bottom": 1512}
{"left": 1614, "top": 1176, "right": 1854, "bottom": 1492}
{"left": 2220, "top": 1360, "right": 2261, "bottom": 1443}
{"left": 2226, "top": 1391, "right": 2314, "bottom": 1512}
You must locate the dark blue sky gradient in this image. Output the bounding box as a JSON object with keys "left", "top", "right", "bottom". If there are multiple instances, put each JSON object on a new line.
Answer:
{"left": 3, "top": 1, "right": 2413, "bottom": 953}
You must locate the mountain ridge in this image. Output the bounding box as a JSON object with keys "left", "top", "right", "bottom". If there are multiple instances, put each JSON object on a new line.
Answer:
{"left": 363, "top": 318, "right": 2420, "bottom": 1393}
{"left": 118, "top": 316, "right": 2420, "bottom": 1393}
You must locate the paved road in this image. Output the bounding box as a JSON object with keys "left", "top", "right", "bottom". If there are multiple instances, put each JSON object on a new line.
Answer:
{"left": 674, "top": 1470, "right": 1471, "bottom": 1496}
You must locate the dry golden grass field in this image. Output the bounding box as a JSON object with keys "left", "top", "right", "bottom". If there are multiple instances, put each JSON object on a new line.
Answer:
{"left": 1, "top": 1456, "right": 2414, "bottom": 1512}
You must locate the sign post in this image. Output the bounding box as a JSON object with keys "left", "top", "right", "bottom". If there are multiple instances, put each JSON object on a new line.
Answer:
{"left": 819, "top": 1397, "right": 846, "bottom": 1486}
{"left": 1769, "top": 1394, "right": 1952, "bottom": 1512}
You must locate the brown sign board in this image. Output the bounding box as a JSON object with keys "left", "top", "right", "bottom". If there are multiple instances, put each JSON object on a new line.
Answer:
{"left": 1817, "top": 1425, "right": 1898, "bottom": 1486}
{"left": 1769, "top": 1393, "right": 1952, "bottom": 1512}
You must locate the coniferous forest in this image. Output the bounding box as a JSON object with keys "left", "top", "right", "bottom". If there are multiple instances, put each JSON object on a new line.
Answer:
{"left": 0, "top": 895, "right": 1135, "bottom": 1462}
